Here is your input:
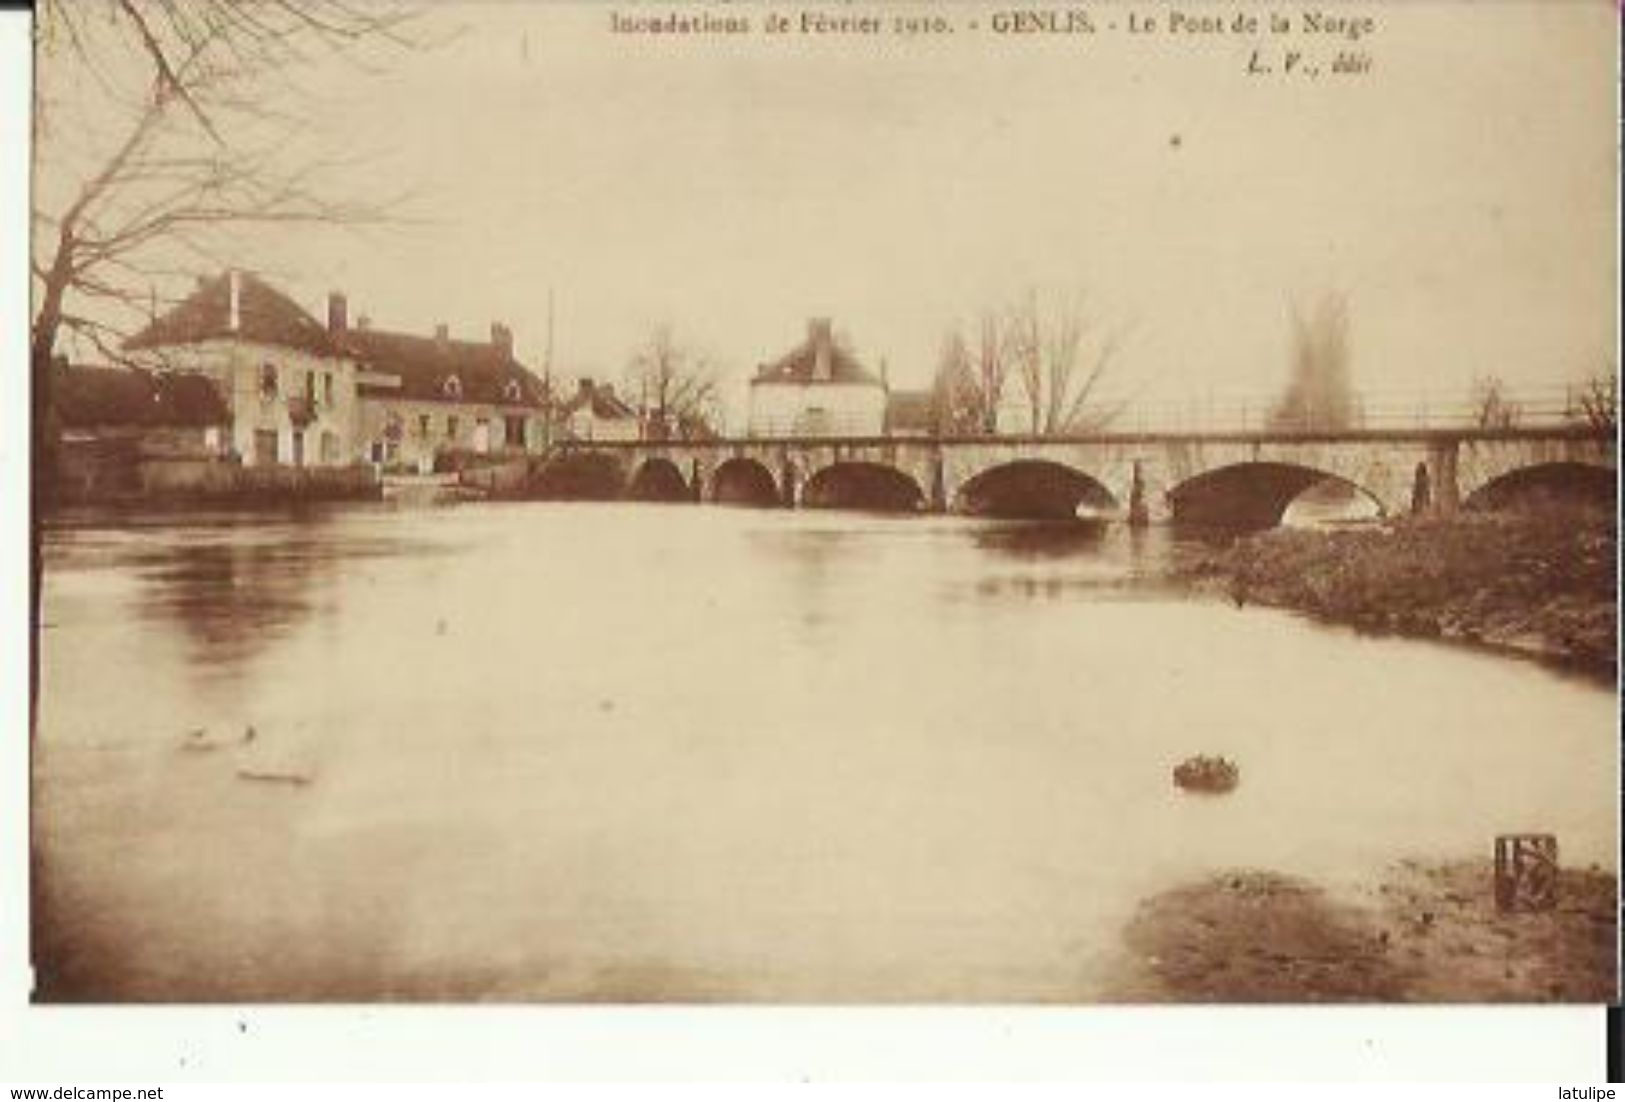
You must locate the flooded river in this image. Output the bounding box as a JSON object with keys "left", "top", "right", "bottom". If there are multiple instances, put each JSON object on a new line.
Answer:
{"left": 33, "top": 503, "right": 1618, "bottom": 1001}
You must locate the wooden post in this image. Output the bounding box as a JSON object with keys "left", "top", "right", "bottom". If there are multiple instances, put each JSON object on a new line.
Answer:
{"left": 1494, "top": 833, "right": 1558, "bottom": 912}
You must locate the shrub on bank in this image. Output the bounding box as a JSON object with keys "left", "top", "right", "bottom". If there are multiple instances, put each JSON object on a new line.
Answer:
{"left": 1215, "top": 505, "right": 1616, "bottom": 671}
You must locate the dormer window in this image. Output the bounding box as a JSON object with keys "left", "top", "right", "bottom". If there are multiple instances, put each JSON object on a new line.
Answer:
{"left": 443, "top": 375, "right": 463, "bottom": 400}
{"left": 503, "top": 378, "right": 523, "bottom": 403}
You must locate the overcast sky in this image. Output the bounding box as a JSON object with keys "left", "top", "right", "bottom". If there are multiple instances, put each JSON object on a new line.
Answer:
{"left": 42, "top": 1, "right": 1618, "bottom": 418}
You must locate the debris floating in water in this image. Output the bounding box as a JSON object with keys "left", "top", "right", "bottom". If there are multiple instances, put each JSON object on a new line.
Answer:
{"left": 233, "top": 722, "right": 315, "bottom": 785}
{"left": 1173, "top": 754, "right": 1239, "bottom": 794}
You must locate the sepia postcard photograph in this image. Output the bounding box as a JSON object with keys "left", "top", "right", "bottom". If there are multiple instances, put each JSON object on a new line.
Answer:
{"left": 17, "top": 0, "right": 1620, "bottom": 1014}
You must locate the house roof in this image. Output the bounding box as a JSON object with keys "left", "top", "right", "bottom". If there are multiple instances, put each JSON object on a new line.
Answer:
{"left": 123, "top": 269, "right": 547, "bottom": 407}
{"left": 54, "top": 364, "right": 228, "bottom": 429}
{"left": 345, "top": 329, "right": 547, "bottom": 408}
{"left": 559, "top": 381, "right": 637, "bottom": 420}
{"left": 752, "top": 331, "right": 884, "bottom": 387}
{"left": 124, "top": 272, "right": 339, "bottom": 356}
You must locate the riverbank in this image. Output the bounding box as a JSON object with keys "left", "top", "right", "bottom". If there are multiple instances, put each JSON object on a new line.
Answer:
{"left": 1107, "top": 859, "right": 1618, "bottom": 1002}
{"left": 1182, "top": 507, "right": 1616, "bottom": 676}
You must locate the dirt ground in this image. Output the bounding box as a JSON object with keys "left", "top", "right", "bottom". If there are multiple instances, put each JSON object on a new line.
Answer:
{"left": 1106, "top": 859, "right": 1619, "bottom": 1002}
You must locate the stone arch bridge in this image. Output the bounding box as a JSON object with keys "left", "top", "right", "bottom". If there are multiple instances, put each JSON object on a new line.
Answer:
{"left": 550, "top": 426, "right": 1615, "bottom": 526}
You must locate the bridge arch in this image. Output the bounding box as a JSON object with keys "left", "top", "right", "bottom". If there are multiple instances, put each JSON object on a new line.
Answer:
{"left": 954, "top": 460, "right": 1117, "bottom": 520}
{"left": 626, "top": 457, "right": 691, "bottom": 502}
{"left": 1167, "top": 462, "right": 1386, "bottom": 530}
{"left": 1463, "top": 461, "right": 1615, "bottom": 511}
{"left": 532, "top": 451, "right": 627, "bottom": 500}
{"left": 711, "top": 457, "right": 781, "bottom": 507}
{"left": 802, "top": 462, "right": 925, "bottom": 512}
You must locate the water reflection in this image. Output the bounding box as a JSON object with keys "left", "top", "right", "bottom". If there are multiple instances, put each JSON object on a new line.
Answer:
{"left": 34, "top": 503, "right": 1618, "bottom": 1001}
{"left": 132, "top": 534, "right": 330, "bottom": 669}
{"left": 970, "top": 519, "right": 1110, "bottom": 559}
{"left": 46, "top": 507, "right": 447, "bottom": 679}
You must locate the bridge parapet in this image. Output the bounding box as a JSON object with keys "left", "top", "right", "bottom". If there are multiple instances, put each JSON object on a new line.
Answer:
{"left": 552, "top": 425, "right": 1616, "bottom": 523}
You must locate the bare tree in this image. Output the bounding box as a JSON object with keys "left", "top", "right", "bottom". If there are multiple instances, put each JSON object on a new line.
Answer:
{"left": 1573, "top": 368, "right": 1617, "bottom": 432}
{"left": 624, "top": 325, "right": 721, "bottom": 440}
{"left": 929, "top": 323, "right": 998, "bottom": 434}
{"left": 29, "top": 0, "right": 426, "bottom": 731}
{"left": 1004, "top": 291, "right": 1125, "bottom": 435}
{"left": 33, "top": 2, "right": 426, "bottom": 372}
{"left": 972, "top": 312, "right": 1009, "bottom": 433}
{"left": 1470, "top": 375, "right": 1521, "bottom": 429}
{"left": 1268, "top": 292, "right": 1355, "bottom": 431}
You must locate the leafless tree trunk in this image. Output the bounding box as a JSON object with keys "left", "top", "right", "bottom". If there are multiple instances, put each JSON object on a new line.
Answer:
{"left": 1005, "top": 291, "right": 1125, "bottom": 435}
{"left": 972, "top": 312, "right": 1007, "bottom": 433}
{"left": 1471, "top": 375, "right": 1521, "bottom": 429}
{"left": 930, "top": 321, "right": 1007, "bottom": 434}
{"left": 624, "top": 325, "right": 721, "bottom": 440}
{"left": 1574, "top": 368, "right": 1617, "bottom": 432}
{"left": 1268, "top": 291, "right": 1355, "bottom": 431}
{"left": 29, "top": 0, "right": 426, "bottom": 734}
{"left": 929, "top": 329, "right": 978, "bottom": 435}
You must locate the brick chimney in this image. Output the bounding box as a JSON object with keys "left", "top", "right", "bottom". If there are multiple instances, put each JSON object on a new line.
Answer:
{"left": 809, "top": 317, "right": 833, "bottom": 381}
{"left": 490, "top": 322, "right": 513, "bottom": 357}
{"left": 327, "top": 292, "right": 348, "bottom": 334}
{"left": 434, "top": 322, "right": 449, "bottom": 349}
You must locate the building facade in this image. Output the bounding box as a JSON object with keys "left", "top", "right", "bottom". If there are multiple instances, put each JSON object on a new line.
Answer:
{"left": 747, "top": 318, "right": 888, "bottom": 437}
{"left": 125, "top": 270, "right": 550, "bottom": 471}
{"left": 125, "top": 270, "right": 363, "bottom": 467}
{"left": 558, "top": 378, "right": 640, "bottom": 442}
{"left": 341, "top": 313, "right": 549, "bottom": 470}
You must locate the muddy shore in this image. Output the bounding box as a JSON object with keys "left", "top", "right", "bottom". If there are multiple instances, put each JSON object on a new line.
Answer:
{"left": 1181, "top": 507, "right": 1616, "bottom": 676}
{"left": 1106, "top": 860, "right": 1618, "bottom": 1002}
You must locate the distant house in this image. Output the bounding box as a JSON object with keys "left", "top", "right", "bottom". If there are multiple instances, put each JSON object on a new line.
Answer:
{"left": 884, "top": 388, "right": 937, "bottom": 437}
{"left": 340, "top": 311, "right": 549, "bottom": 469}
{"left": 559, "top": 378, "right": 639, "bottom": 442}
{"left": 51, "top": 362, "right": 232, "bottom": 501}
{"left": 54, "top": 362, "right": 230, "bottom": 444}
{"left": 124, "top": 270, "right": 362, "bottom": 467}
{"left": 53, "top": 362, "right": 231, "bottom": 464}
{"left": 748, "top": 318, "right": 887, "bottom": 437}
{"left": 124, "top": 269, "right": 551, "bottom": 472}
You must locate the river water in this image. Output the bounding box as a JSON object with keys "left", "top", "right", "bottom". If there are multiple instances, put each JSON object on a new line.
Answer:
{"left": 34, "top": 502, "right": 1618, "bottom": 1001}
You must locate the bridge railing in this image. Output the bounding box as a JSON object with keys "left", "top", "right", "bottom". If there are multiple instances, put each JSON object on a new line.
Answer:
{"left": 596, "top": 383, "right": 1615, "bottom": 444}
{"left": 1110, "top": 384, "right": 1609, "bottom": 434}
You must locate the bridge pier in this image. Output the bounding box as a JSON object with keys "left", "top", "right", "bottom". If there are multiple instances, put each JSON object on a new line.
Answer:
{"left": 1424, "top": 441, "right": 1460, "bottom": 516}
{"left": 928, "top": 450, "right": 948, "bottom": 514}
{"left": 780, "top": 458, "right": 799, "bottom": 508}
{"left": 1127, "top": 459, "right": 1150, "bottom": 528}
{"left": 1409, "top": 442, "right": 1462, "bottom": 517}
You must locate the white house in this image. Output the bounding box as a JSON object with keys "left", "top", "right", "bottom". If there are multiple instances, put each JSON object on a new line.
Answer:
{"left": 123, "top": 270, "right": 362, "bottom": 467}
{"left": 559, "top": 378, "right": 640, "bottom": 442}
{"left": 344, "top": 315, "right": 549, "bottom": 469}
{"left": 747, "top": 318, "right": 887, "bottom": 437}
